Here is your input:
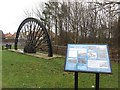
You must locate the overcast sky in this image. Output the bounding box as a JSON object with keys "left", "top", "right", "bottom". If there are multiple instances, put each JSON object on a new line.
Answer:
{"left": 0, "top": 0, "right": 118, "bottom": 34}
{"left": 0, "top": 0, "right": 47, "bottom": 34}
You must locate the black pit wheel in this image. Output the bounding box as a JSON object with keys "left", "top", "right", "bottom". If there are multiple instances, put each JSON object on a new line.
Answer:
{"left": 15, "top": 17, "right": 53, "bottom": 57}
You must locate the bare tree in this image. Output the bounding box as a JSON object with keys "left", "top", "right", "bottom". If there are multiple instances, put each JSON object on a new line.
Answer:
{"left": 23, "top": 1, "right": 119, "bottom": 47}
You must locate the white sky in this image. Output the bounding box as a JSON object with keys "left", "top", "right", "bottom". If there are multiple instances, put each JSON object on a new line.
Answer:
{"left": 0, "top": 0, "right": 118, "bottom": 34}
{"left": 0, "top": 0, "right": 47, "bottom": 34}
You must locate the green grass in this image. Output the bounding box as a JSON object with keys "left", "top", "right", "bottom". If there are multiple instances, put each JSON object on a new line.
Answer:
{"left": 2, "top": 50, "right": 119, "bottom": 88}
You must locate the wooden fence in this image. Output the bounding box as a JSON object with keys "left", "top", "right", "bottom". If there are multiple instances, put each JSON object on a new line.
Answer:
{"left": 52, "top": 45, "right": 120, "bottom": 62}
{"left": 2, "top": 39, "right": 120, "bottom": 62}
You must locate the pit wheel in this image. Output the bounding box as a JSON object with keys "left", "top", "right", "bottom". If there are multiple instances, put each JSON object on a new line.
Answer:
{"left": 15, "top": 17, "right": 53, "bottom": 57}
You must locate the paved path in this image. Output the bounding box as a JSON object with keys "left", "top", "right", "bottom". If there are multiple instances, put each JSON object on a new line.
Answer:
{"left": 9, "top": 49, "right": 63, "bottom": 59}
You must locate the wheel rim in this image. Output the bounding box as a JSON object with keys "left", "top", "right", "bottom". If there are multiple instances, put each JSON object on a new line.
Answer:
{"left": 15, "top": 17, "right": 53, "bottom": 57}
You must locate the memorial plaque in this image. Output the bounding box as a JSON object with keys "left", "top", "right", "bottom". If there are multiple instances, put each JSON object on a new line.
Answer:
{"left": 64, "top": 44, "right": 112, "bottom": 73}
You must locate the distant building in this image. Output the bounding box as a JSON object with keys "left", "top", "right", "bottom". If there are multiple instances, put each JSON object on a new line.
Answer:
{"left": 0, "top": 30, "right": 5, "bottom": 39}
{"left": 1, "top": 32, "right": 16, "bottom": 45}
{"left": 4, "top": 32, "right": 16, "bottom": 39}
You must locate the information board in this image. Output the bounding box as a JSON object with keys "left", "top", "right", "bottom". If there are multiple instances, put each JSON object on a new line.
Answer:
{"left": 64, "top": 44, "right": 112, "bottom": 73}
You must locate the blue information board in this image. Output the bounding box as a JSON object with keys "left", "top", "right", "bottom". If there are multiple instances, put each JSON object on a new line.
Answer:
{"left": 64, "top": 44, "right": 112, "bottom": 73}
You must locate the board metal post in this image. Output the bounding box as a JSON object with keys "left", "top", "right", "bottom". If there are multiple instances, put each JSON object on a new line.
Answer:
{"left": 95, "top": 73, "right": 100, "bottom": 90}
{"left": 75, "top": 72, "right": 78, "bottom": 90}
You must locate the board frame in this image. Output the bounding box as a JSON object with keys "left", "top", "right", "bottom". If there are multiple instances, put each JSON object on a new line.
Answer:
{"left": 64, "top": 44, "right": 112, "bottom": 74}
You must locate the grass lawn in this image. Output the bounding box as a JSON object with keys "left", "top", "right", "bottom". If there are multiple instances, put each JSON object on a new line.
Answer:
{"left": 2, "top": 50, "right": 119, "bottom": 89}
